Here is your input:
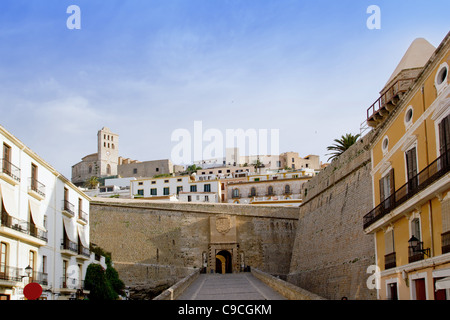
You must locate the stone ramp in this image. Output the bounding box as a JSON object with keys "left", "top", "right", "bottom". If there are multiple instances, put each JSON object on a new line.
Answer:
{"left": 176, "top": 273, "right": 287, "bottom": 300}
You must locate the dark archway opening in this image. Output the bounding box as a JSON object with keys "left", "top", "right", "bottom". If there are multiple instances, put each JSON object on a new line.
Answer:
{"left": 215, "top": 250, "right": 232, "bottom": 274}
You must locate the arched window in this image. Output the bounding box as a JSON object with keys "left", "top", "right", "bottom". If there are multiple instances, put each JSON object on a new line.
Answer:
{"left": 106, "top": 164, "right": 111, "bottom": 175}
{"left": 232, "top": 188, "right": 240, "bottom": 198}
{"left": 268, "top": 186, "right": 274, "bottom": 195}
{"left": 285, "top": 185, "right": 291, "bottom": 194}
{"left": 88, "top": 165, "right": 92, "bottom": 174}
{"left": 112, "top": 144, "right": 115, "bottom": 149}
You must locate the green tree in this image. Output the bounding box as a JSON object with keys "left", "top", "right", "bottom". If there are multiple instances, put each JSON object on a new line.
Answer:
{"left": 85, "top": 176, "right": 99, "bottom": 189}
{"left": 106, "top": 264, "right": 125, "bottom": 297}
{"left": 326, "top": 133, "right": 361, "bottom": 162}
{"left": 84, "top": 263, "right": 116, "bottom": 300}
{"left": 186, "top": 164, "right": 202, "bottom": 174}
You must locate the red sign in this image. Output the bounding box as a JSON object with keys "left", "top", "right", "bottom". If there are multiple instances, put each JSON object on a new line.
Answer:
{"left": 24, "top": 283, "right": 42, "bottom": 300}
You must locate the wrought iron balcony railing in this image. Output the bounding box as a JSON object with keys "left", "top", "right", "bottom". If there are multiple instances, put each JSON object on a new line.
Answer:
{"left": 60, "top": 277, "right": 86, "bottom": 290}
{"left": 384, "top": 252, "right": 397, "bottom": 270}
{"left": 28, "top": 177, "right": 46, "bottom": 198}
{"left": 363, "top": 148, "right": 449, "bottom": 229}
{"left": 1, "top": 211, "right": 48, "bottom": 242}
{"left": 0, "top": 158, "right": 21, "bottom": 182}
{"left": 0, "top": 265, "right": 23, "bottom": 282}
{"left": 78, "top": 209, "right": 88, "bottom": 223}
{"left": 442, "top": 231, "right": 450, "bottom": 254}
{"left": 62, "top": 200, "right": 75, "bottom": 216}
{"left": 61, "top": 238, "right": 78, "bottom": 253}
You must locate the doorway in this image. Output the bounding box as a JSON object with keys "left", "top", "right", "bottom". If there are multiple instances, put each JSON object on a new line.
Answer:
{"left": 215, "top": 250, "right": 232, "bottom": 274}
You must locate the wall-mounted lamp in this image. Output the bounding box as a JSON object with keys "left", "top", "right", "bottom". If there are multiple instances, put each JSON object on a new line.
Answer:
{"left": 408, "top": 236, "right": 431, "bottom": 257}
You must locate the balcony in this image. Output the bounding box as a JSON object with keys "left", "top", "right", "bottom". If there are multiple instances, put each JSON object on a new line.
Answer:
{"left": 0, "top": 158, "right": 21, "bottom": 185}
{"left": 62, "top": 200, "right": 75, "bottom": 218}
{"left": 366, "top": 78, "right": 416, "bottom": 128}
{"left": 442, "top": 231, "right": 450, "bottom": 254}
{"left": 60, "top": 277, "right": 86, "bottom": 292}
{"left": 0, "top": 265, "right": 23, "bottom": 284}
{"left": 77, "top": 244, "right": 90, "bottom": 260}
{"left": 384, "top": 252, "right": 397, "bottom": 270}
{"left": 363, "top": 148, "right": 450, "bottom": 230}
{"left": 28, "top": 177, "right": 46, "bottom": 200}
{"left": 1, "top": 211, "right": 48, "bottom": 245}
{"left": 28, "top": 271, "right": 49, "bottom": 286}
{"left": 77, "top": 209, "right": 88, "bottom": 224}
{"left": 61, "top": 238, "right": 78, "bottom": 256}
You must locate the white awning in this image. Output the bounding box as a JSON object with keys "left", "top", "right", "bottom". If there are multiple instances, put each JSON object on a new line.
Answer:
{"left": 62, "top": 216, "right": 77, "bottom": 243}
{"left": 77, "top": 225, "right": 89, "bottom": 248}
{"left": 0, "top": 183, "right": 19, "bottom": 218}
{"left": 29, "top": 199, "right": 46, "bottom": 231}
{"left": 435, "top": 277, "right": 450, "bottom": 291}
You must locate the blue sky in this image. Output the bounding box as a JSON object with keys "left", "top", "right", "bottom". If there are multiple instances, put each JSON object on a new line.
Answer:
{"left": 0, "top": 0, "right": 449, "bottom": 178}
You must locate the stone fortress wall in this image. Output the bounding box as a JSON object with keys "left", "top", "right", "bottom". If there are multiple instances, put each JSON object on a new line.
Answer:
{"left": 89, "top": 131, "right": 377, "bottom": 300}
{"left": 287, "top": 131, "right": 376, "bottom": 300}
{"left": 89, "top": 199, "right": 299, "bottom": 297}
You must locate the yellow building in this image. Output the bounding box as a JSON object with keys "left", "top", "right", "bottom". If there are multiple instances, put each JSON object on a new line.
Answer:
{"left": 363, "top": 32, "right": 450, "bottom": 300}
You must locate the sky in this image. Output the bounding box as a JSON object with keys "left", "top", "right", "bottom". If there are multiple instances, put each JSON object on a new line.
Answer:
{"left": 0, "top": 0, "right": 449, "bottom": 179}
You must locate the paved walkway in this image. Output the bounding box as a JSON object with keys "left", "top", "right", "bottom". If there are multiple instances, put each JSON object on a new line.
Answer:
{"left": 176, "top": 273, "right": 287, "bottom": 300}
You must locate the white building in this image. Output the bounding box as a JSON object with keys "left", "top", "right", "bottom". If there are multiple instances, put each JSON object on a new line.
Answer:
{"left": 227, "top": 169, "right": 316, "bottom": 207}
{"left": 84, "top": 177, "right": 135, "bottom": 199}
{"left": 130, "top": 175, "right": 222, "bottom": 203}
{"left": 0, "top": 124, "right": 105, "bottom": 300}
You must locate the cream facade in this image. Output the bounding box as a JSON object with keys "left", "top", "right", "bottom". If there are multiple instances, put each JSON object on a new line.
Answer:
{"left": 1, "top": 124, "right": 105, "bottom": 300}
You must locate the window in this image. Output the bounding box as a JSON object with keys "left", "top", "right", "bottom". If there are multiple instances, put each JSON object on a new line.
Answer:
{"left": 411, "top": 218, "right": 421, "bottom": 240}
{"left": 176, "top": 186, "right": 183, "bottom": 194}
{"left": 177, "top": 178, "right": 182, "bottom": 182}
{"left": 0, "top": 242, "right": 7, "bottom": 277}
{"left": 382, "top": 136, "right": 389, "bottom": 153}
{"left": 204, "top": 184, "right": 211, "bottom": 192}
{"left": 250, "top": 187, "right": 256, "bottom": 197}
{"left": 138, "top": 182, "right": 143, "bottom": 185}
{"left": 232, "top": 188, "right": 239, "bottom": 198}
{"left": 405, "top": 147, "right": 418, "bottom": 192}
{"left": 3, "top": 143, "right": 11, "bottom": 173}
{"left": 151, "top": 181, "right": 156, "bottom": 184}
{"left": 190, "top": 185, "right": 197, "bottom": 192}
{"left": 438, "top": 114, "right": 450, "bottom": 158}
{"left": 384, "top": 229, "right": 396, "bottom": 269}
{"left": 292, "top": 158, "right": 295, "bottom": 162}
{"left": 106, "top": 164, "right": 111, "bottom": 175}
{"left": 163, "top": 187, "right": 169, "bottom": 195}
{"left": 137, "top": 189, "right": 144, "bottom": 196}
{"left": 164, "top": 180, "right": 169, "bottom": 183}
{"left": 285, "top": 185, "right": 291, "bottom": 194}
{"left": 205, "top": 195, "right": 209, "bottom": 202}
{"left": 268, "top": 186, "right": 274, "bottom": 196}
{"left": 156, "top": 168, "right": 159, "bottom": 172}
{"left": 150, "top": 188, "right": 157, "bottom": 196}
{"left": 188, "top": 195, "right": 192, "bottom": 202}
{"left": 405, "top": 106, "right": 414, "bottom": 125}
{"left": 88, "top": 165, "right": 92, "bottom": 174}
{"left": 29, "top": 250, "right": 35, "bottom": 281}
{"left": 435, "top": 63, "right": 448, "bottom": 94}
{"left": 133, "top": 168, "right": 138, "bottom": 174}
{"left": 379, "top": 169, "right": 394, "bottom": 208}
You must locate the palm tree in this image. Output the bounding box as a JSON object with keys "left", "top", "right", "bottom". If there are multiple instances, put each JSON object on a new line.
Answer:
{"left": 85, "top": 176, "right": 99, "bottom": 189}
{"left": 326, "top": 133, "right": 360, "bottom": 162}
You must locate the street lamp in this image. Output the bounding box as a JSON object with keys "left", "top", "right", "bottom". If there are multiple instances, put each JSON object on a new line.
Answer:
{"left": 408, "top": 236, "right": 430, "bottom": 257}
{"left": 21, "top": 265, "right": 32, "bottom": 280}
